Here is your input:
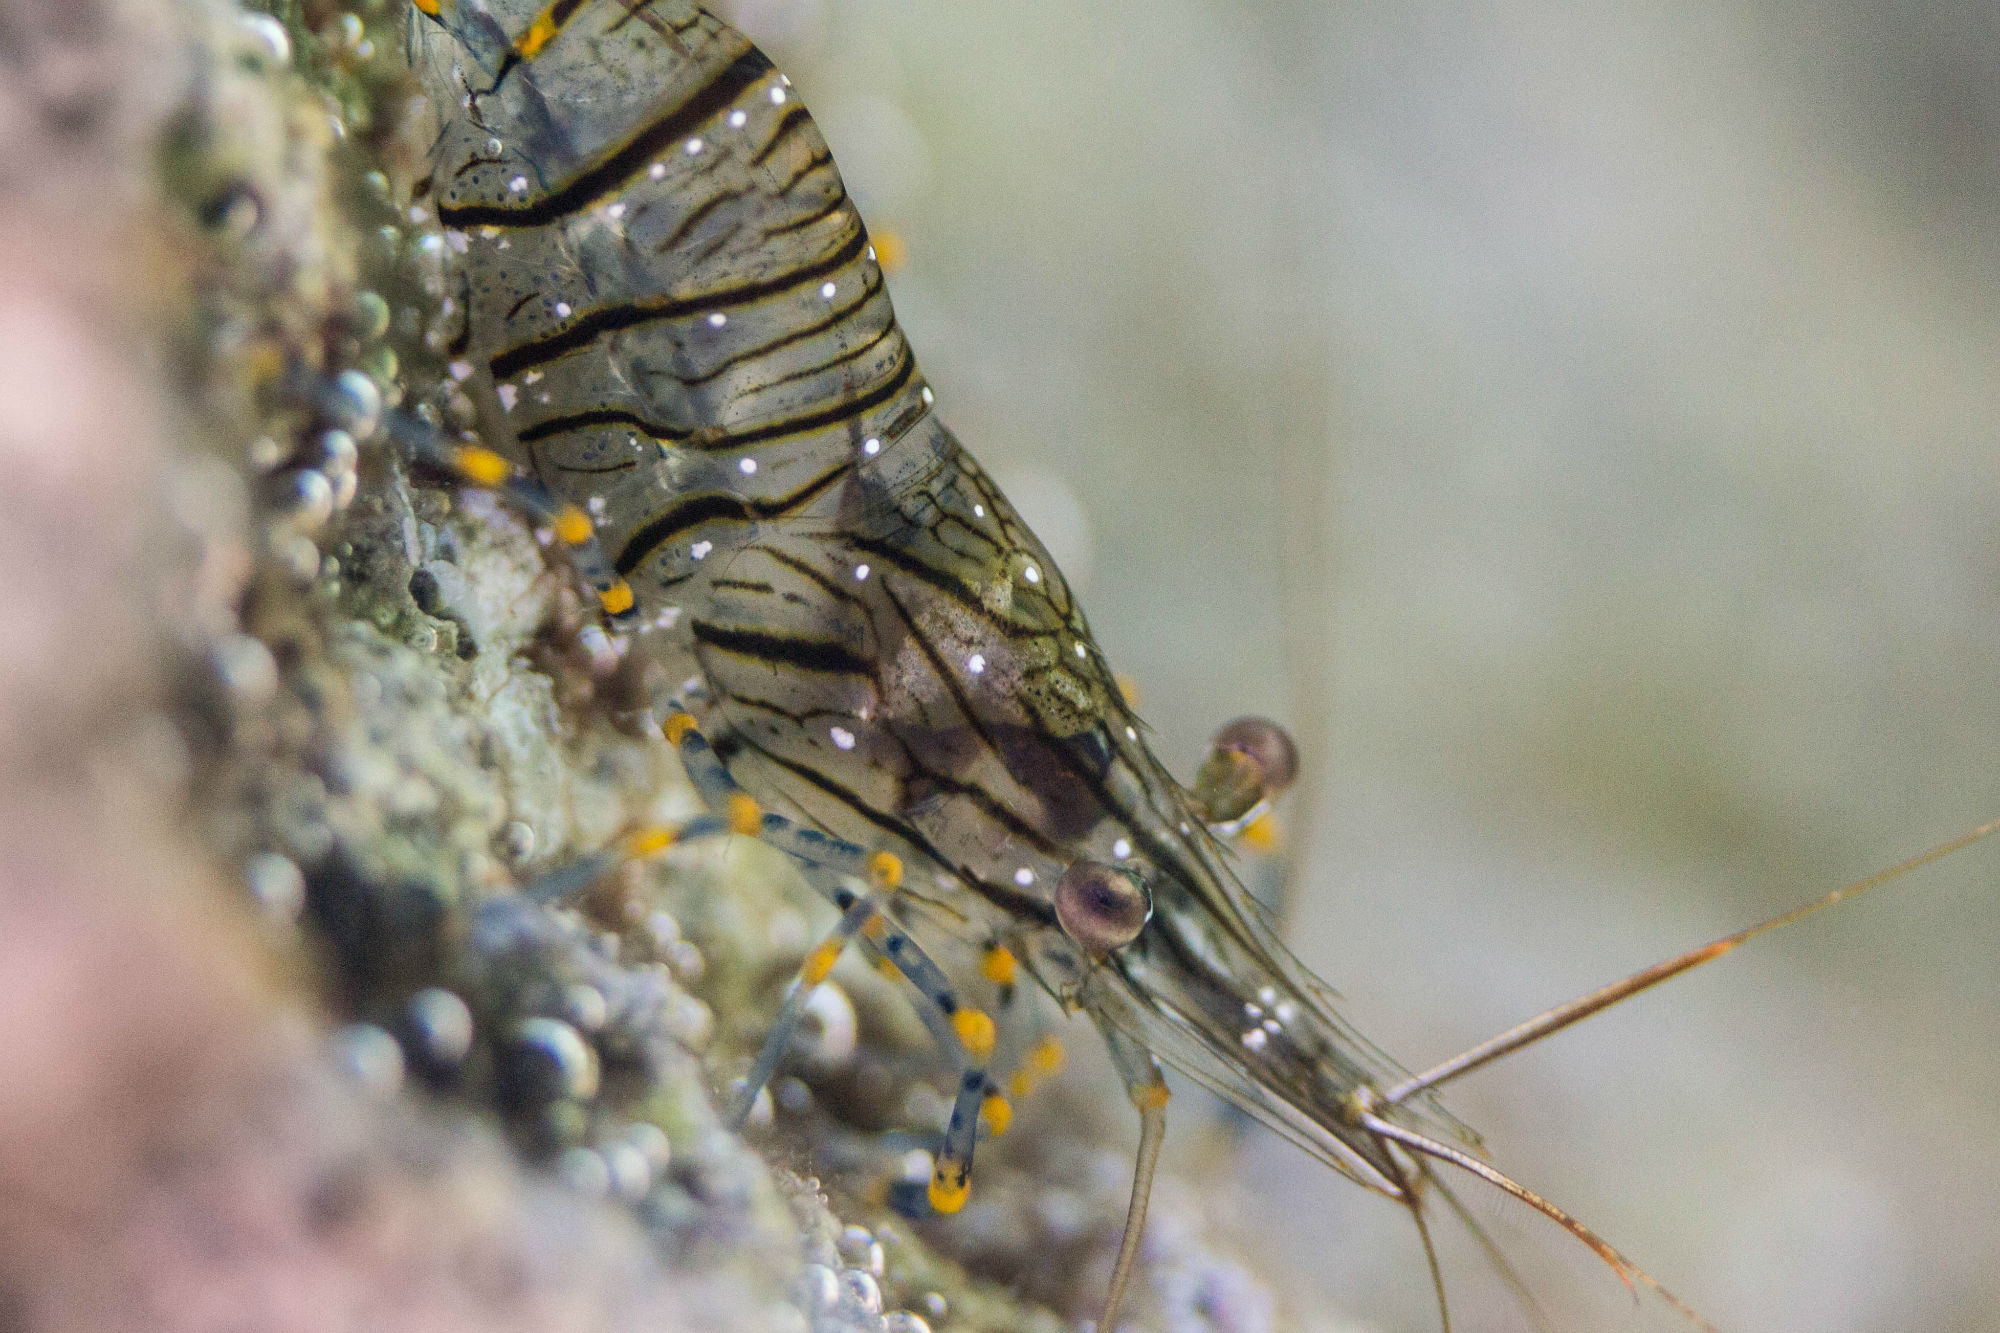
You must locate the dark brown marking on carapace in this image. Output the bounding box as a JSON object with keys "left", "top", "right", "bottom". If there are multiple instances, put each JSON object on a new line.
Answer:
{"left": 613, "top": 459, "right": 853, "bottom": 574}
{"left": 439, "top": 45, "right": 773, "bottom": 230}
{"left": 488, "top": 223, "right": 865, "bottom": 380}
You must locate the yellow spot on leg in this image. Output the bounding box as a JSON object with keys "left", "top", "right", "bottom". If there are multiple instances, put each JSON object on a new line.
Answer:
{"left": 621, "top": 826, "right": 676, "bottom": 859}
{"left": 662, "top": 712, "right": 697, "bottom": 746}
{"left": 866, "top": 851, "right": 903, "bottom": 890}
{"left": 553, "top": 505, "right": 593, "bottom": 546}
{"left": 1132, "top": 1081, "right": 1171, "bottom": 1112}
{"left": 928, "top": 1167, "right": 969, "bottom": 1215}
{"left": 801, "top": 939, "right": 843, "bottom": 985}
{"left": 513, "top": 1, "right": 567, "bottom": 57}
{"left": 952, "top": 1008, "right": 996, "bottom": 1062}
{"left": 597, "top": 580, "right": 634, "bottom": 616}
{"left": 979, "top": 1091, "right": 1013, "bottom": 1136}
{"left": 725, "top": 792, "right": 761, "bottom": 836}
{"left": 980, "top": 945, "right": 1017, "bottom": 987}
{"left": 1027, "top": 1036, "right": 1066, "bottom": 1079}
{"left": 451, "top": 445, "right": 512, "bottom": 487}
{"left": 413, "top": 0, "right": 443, "bottom": 15}
{"left": 874, "top": 955, "right": 902, "bottom": 980}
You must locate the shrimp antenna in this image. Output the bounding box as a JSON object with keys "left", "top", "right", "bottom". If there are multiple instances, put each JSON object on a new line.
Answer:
{"left": 1355, "top": 1109, "right": 1719, "bottom": 1333}
{"left": 1427, "top": 1165, "right": 1554, "bottom": 1333}
{"left": 1382, "top": 814, "right": 2000, "bottom": 1107}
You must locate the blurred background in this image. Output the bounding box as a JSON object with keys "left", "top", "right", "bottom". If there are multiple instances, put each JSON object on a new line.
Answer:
{"left": 721, "top": 2, "right": 2000, "bottom": 1330}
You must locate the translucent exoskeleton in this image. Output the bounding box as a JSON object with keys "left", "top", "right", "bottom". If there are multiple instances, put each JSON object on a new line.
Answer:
{"left": 402, "top": 3, "right": 2000, "bottom": 1329}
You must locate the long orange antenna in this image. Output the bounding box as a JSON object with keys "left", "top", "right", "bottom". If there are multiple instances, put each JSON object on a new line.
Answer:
{"left": 1382, "top": 815, "right": 2000, "bottom": 1107}
{"left": 1357, "top": 1111, "right": 1719, "bottom": 1333}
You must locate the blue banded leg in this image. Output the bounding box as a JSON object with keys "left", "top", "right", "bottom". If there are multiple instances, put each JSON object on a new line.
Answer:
{"left": 664, "top": 711, "right": 906, "bottom": 888}
{"left": 728, "top": 889, "right": 877, "bottom": 1126}
{"left": 521, "top": 802, "right": 763, "bottom": 904}
{"left": 661, "top": 708, "right": 1000, "bottom": 1212}
{"left": 1096, "top": 1028, "right": 1170, "bottom": 1333}
{"left": 776, "top": 865, "right": 1000, "bottom": 1213}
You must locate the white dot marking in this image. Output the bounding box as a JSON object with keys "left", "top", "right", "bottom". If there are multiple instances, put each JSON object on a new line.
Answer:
{"left": 830, "top": 726, "right": 856, "bottom": 751}
{"left": 649, "top": 162, "right": 666, "bottom": 179}
{"left": 738, "top": 457, "right": 757, "bottom": 475}
{"left": 685, "top": 137, "right": 704, "bottom": 155}
{"left": 1013, "top": 867, "right": 1035, "bottom": 887}
{"left": 1074, "top": 643, "right": 1086, "bottom": 659}
{"left": 820, "top": 281, "right": 837, "bottom": 299}
{"left": 853, "top": 564, "right": 870, "bottom": 581}
{"left": 728, "top": 109, "right": 748, "bottom": 129}
{"left": 1022, "top": 564, "right": 1041, "bottom": 585}
{"left": 967, "top": 653, "right": 986, "bottom": 676}
{"left": 1112, "top": 838, "right": 1132, "bottom": 859}
{"left": 691, "top": 540, "right": 712, "bottom": 560}
{"left": 554, "top": 301, "right": 571, "bottom": 317}
{"left": 707, "top": 311, "right": 727, "bottom": 328}
{"left": 862, "top": 437, "right": 881, "bottom": 456}
{"left": 770, "top": 86, "right": 787, "bottom": 104}
{"left": 1242, "top": 1028, "right": 1268, "bottom": 1052}
{"left": 508, "top": 175, "right": 527, "bottom": 193}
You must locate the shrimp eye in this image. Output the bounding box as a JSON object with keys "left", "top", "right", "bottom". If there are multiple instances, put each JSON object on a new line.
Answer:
{"left": 1054, "top": 860, "right": 1151, "bottom": 956}
{"left": 1193, "top": 716, "right": 1299, "bottom": 822}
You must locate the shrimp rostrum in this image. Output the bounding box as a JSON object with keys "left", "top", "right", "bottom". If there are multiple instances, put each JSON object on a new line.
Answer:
{"left": 405, "top": 3, "right": 1997, "bottom": 1327}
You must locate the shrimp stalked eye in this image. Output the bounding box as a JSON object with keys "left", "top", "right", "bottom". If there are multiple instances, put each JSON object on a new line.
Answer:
{"left": 1192, "top": 715, "right": 1299, "bottom": 824}
{"left": 1054, "top": 861, "right": 1151, "bottom": 956}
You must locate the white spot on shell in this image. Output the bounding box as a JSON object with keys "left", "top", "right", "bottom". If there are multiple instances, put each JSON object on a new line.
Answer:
{"left": 1022, "top": 564, "right": 1041, "bottom": 585}
{"left": 1125, "top": 725, "right": 1138, "bottom": 741}
{"left": 1242, "top": 1028, "right": 1268, "bottom": 1052}
{"left": 966, "top": 653, "right": 985, "bottom": 675}
{"left": 728, "top": 109, "right": 748, "bottom": 129}
{"left": 771, "top": 86, "right": 788, "bottom": 104}
{"left": 1274, "top": 1001, "right": 1298, "bottom": 1023}
{"left": 496, "top": 383, "right": 518, "bottom": 411}
{"left": 1013, "top": 867, "right": 1035, "bottom": 887}
{"left": 738, "top": 457, "right": 758, "bottom": 475}
{"left": 1074, "top": 642, "right": 1087, "bottom": 659}
{"left": 1112, "top": 838, "right": 1132, "bottom": 859}
{"left": 554, "top": 301, "right": 571, "bottom": 317}
{"left": 707, "top": 311, "right": 727, "bottom": 327}
{"left": 853, "top": 564, "right": 870, "bottom": 581}
{"left": 973, "top": 504, "right": 985, "bottom": 518}
{"left": 921, "top": 387, "right": 934, "bottom": 405}
{"left": 685, "top": 137, "right": 704, "bottom": 155}
{"left": 830, "top": 726, "right": 856, "bottom": 750}
{"left": 820, "top": 281, "right": 837, "bottom": 299}
{"left": 862, "top": 437, "right": 881, "bottom": 456}
{"left": 508, "top": 175, "right": 527, "bottom": 193}
{"left": 649, "top": 161, "right": 666, "bottom": 179}
{"left": 691, "top": 540, "right": 712, "bottom": 560}
{"left": 606, "top": 201, "right": 626, "bottom": 219}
